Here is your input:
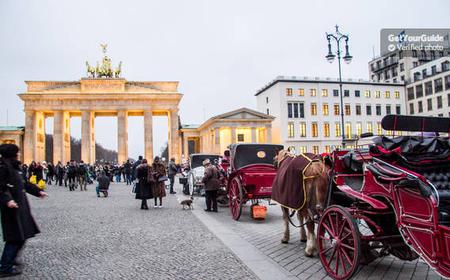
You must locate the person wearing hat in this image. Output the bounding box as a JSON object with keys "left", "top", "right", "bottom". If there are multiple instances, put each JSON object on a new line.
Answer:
{"left": 0, "top": 144, "right": 48, "bottom": 277}
{"left": 202, "top": 158, "right": 220, "bottom": 212}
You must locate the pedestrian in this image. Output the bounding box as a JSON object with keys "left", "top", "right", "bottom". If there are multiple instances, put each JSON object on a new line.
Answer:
{"left": 202, "top": 159, "right": 220, "bottom": 212}
{"left": 135, "top": 159, "right": 153, "bottom": 210}
{"left": 152, "top": 157, "right": 166, "bottom": 208}
{"left": 67, "top": 161, "right": 77, "bottom": 191}
{"left": 96, "top": 171, "right": 110, "bottom": 198}
{"left": 77, "top": 161, "right": 88, "bottom": 191}
{"left": 46, "top": 163, "right": 54, "bottom": 186}
{"left": 132, "top": 156, "right": 143, "bottom": 182}
{"left": 124, "top": 160, "right": 132, "bottom": 185}
{"left": 0, "top": 144, "right": 48, "bottom": 277}
{"left": 168, "top": 157, "right": 178, "bottom": 194}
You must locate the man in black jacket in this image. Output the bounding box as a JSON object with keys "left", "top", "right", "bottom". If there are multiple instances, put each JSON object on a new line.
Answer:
{"left": 0, "top": 144, "right": 47, "bottom": 277}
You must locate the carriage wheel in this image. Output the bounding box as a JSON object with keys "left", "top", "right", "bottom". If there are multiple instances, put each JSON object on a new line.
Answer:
{"left": 188, "top": 173, "right": 195, "bottom": 196}
{"left": 229, "top": 177, "right": 243, "bottom": 220}
{"left": 318, "top": 205, "right": 361, "bottom": 280}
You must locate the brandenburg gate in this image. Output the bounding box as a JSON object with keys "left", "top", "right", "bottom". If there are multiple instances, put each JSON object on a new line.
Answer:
{"left": 18, "top": 46, "right": 182, "bottom": 164}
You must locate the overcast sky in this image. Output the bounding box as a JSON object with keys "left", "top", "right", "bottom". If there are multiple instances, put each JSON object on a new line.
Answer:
{"left": 1, "top": 0, "right": 449, "bottom": 159}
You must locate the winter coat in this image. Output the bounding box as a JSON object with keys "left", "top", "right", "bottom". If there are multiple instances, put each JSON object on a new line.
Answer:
{"left": 0, "top": 158, "right": 41, "bottom": 242}
{"left": 135, "top": 163, "right": 154, "bottom": 200}
{"left": 202, "top": 165, "right": 220, "bottom": 191}
{"left": 168, "top": 161, "right": 178, "bottom": 176}
{"left": 97, "top": 175, "right": 110, "bottom": 191}
{"left": 152, "top": 162, "right": 166, "bottom": 198}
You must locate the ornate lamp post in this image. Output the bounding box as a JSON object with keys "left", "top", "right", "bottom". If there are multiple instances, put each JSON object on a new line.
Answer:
{"left": 326, "top": 25, "right": 353, "bottom": 148}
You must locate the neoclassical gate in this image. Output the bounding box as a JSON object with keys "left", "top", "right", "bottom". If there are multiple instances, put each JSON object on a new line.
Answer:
{"left": 19, "top": 78, "right": 182, "bottom": 164}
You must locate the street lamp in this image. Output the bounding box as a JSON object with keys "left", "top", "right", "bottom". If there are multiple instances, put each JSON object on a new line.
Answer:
{"left": 326, "top": 25, "right": 352, "bottom": 148}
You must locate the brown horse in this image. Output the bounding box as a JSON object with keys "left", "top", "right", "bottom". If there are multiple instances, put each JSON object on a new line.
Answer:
{"left": 272, "top": 150, "right": 329, "bottom": 257}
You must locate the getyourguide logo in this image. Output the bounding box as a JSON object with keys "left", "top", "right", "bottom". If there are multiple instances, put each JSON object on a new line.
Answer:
{"left": 388, "top": 33, "right": 444, "bottom": 42}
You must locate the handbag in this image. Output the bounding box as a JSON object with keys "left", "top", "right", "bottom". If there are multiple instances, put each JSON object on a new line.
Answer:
{"left": 132, "top": 181, "right": 140, "bottom": 194}
{"left": 158, "top": 175, "right": 168, "bottom": 182}
{"left": 37, "top": 179, "right": 46, "bottom": 190}
{"left": 29, "top": 175, "right": 37, "bottom": 185}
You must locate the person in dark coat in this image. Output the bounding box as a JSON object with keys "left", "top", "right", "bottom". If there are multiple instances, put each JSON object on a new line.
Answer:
{"left": 135, "top": 159, "right": 153, "bottom": 210}
{"left": 124, "top": 160, "right": 132, "bottom": 185}
{"left": 0, "top": 144, "right": 48, "bottom": 277}
{"left": 152, "top": 157, "right": 166, "bottom": 208}
{"left": 96, "top": 171, "right": 110, "bottom": 198}
{"left": 167, "top": 157, "right": 178, "bottom": 194}
{"left": 202, "top": 159, "right": 220, "bottom": 212}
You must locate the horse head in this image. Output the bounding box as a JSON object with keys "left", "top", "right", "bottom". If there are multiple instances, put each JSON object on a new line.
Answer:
{"left": 273, "top": 149, "right": 292, "bottom": 169}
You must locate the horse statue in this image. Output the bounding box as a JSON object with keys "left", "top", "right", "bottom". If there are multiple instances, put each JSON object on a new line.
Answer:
{"left": 114, "top": 61, "right": 122, "bottom": 78}
{"left": 86, "top": 62, "right": 96, "bottom": 78}
{"left": 272, "top": 150, "right": 330, "bottom": 257}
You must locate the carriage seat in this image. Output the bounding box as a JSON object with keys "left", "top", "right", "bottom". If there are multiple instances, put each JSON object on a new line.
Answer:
{"left": 342, "top": 152, "right": 364, "bottom": 173}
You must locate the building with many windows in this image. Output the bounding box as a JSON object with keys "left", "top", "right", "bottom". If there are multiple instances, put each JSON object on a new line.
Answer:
{"left": 406, "top": 57, "right": 450, "bottom": 117}
{"left": 255, "top": 76, "right": 405, "bottom": 154}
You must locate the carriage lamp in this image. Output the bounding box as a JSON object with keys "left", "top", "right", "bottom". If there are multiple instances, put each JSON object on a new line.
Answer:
{"left": 325, "top": 25, "right": 352, "bottom": 148}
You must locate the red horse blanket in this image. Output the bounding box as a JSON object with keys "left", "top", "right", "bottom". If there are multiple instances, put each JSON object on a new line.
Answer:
{"left": 271, "top": 153, "right": 320, "bottom": 210}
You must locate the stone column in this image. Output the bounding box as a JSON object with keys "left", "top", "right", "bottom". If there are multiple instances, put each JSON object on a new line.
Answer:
{"left": 266, "top": 125, "right": 272, "bottom": 143}
{"left": 23, "top": 111, "right": 36, "bottom": 164}
{"left": 54, "top": 111, "right": 71, "bottom": 164}
{"left": 168, "top": 109, "right": 180, "bottom": 163}
{"left": 214, "top": 128, "right": 220, "bottom": 154}
{"left": 81, "top": 111, "right": 95, "bottom": 164}
{"left": 144, "top": 110, "right": 153, "bottom": 161}
{"left": 251, "top": 127, "right": 257, "bottom": 143}
{"left": 117, "top": 110, "right": 128, "bottom": 164}
{"left": 231, "top": 127, "right": 237, "bottom": 144}
{"left": 183, "top": 136, "right": 189, "bottom": 158}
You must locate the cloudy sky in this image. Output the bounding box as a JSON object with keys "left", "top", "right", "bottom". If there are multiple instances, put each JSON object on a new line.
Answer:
{"left": 0, "top": 0, "right": 449, "bottom": 159}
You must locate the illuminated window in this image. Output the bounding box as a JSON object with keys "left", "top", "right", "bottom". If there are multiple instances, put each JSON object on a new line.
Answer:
{"left": 356, "top": 122, "right": 362, "bottom": 136}
{"left": 237, "top": 134, "right": 245, "bottom": 142}
{"left": 377, "top": 122, "right": 382, "bottom": 135}
{"left": 335, "top": 122, "right": 341, "bottom": 137}
{"left": 385, "top": 91, "right": 390, "bottom": 98}
{"left": 325, "top": 146, "right": 331, "bottom": 153}
{"left": 310, "top": 89, "right": 317, "bottom": 96}
{"left": 375, "top": 91, "right": 381, "bottom": 98}
{"left": 345, "top": 122, "right": 352, "bottom": 139}
{"left": 365, "top": 90, "right": 371, "bottom": 98}
{"left": 312, "top": 146, "right": 319, "bottom": 154}
{"left": 345, "top": 104, "right": 351, "bottom": 116}
{"left": 312, "top": 123, "right": 318, "bottom": 137}
{"left": 286, "top": 88, "right": 293, "bottom": 96}
{"left": 311, "top": 103, "right": 318, "bottom": 115}
{"left": 298, "top": 88, "right": 304, "bottom": 96}
{"left": 394, "top": 91, "right": 400, "bottom": 99}
{"left": 299, "top": 146, "right": 307, "bottom": 153}
{"left": 288, "top": 122, "right": 294, "bottom": 138}
{"left": 321, "top": 89, "right": 328, "bottom": 97}
{"left": 299, "top": 122, "right": 306, "bottom": 137}
{"left": 334, "top": 104, "right": 340, "bottom": 115}
{"left": 322, "top": 104, "right": 329, "bottom": 116}
{"left": 323, "top": 123, "right": 330, "bottom": 137}
{"left": 367, "top": 122, "right": 373, "bottom": 133}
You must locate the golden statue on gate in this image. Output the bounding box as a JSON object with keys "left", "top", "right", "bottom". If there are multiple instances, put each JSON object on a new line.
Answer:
{"left": 85, "top": 44, "right": 123, "bottom": 78}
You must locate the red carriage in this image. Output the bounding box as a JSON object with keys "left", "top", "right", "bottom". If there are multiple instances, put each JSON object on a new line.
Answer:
{"left": 318, "top": 115, "right": 450, "bottom": 279}
{"left": 227, "top": 143, "right": 283, "bottom": 220}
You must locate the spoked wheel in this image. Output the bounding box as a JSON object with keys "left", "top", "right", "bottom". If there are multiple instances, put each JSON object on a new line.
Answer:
{"left": 318, "top": 205, "right": 361, "bottom": 280}
{"left": 188, "top": 173, "right": 195, "bottom": 196}
{"left": 229, "top": 177, "right": 243, "bottom": 220}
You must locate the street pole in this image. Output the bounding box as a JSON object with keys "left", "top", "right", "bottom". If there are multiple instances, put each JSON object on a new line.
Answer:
{"left": 337, "top": 43, "right": 346, "bottom": 148}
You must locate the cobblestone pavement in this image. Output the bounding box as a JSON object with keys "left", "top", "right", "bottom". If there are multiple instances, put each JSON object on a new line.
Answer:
{"left": 0, "top": 182, "right": 258, "bottom": 280}
{"left": 176, "top": 182, "right": 447, "bottom": 280}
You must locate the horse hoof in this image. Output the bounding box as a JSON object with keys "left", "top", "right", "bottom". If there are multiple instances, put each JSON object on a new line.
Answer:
{"left": 304, "top": 251, "right": 314, "bottom": 258}
{"left": 281, "top": 240, "right": 289, "bottom": 244}
{"left": 300, "top": 239, "right": 307, "bottom": 243}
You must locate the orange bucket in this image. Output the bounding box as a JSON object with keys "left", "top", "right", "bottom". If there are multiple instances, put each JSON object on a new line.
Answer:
{"left": 252, "top": 205, "right": 267, "bottom": 220}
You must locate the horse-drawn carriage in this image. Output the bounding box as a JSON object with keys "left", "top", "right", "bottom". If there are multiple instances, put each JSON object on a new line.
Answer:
{"left": 313, "top": 115, "right": 450, "bottom": 279}
{"left": 186, "top": 153, "right": 221, "bottom": 196}
{"left": 227, "top": 143, "right": 283, "bottom": 220}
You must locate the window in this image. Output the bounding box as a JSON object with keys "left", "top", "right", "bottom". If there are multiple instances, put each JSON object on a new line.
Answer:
{"left": 427, "top": 98, "right": 433, "bottom": 111}
{"left": 355, "top": 90, "right": 360, "bottom": 97}
{"left": 355, "top": 105, "right": 361, "bottom": 115}
{"left": 287, "top": 102, "right": 304, "bottom": 118}
{"left": 344, "top": 90, "right": 350, "bottom": 97}
{"left": 265, "top": 97, "right": 269, "bottom": 104}
{"left": 334, "top": 104, "right": 340, "bottom": 115}
{"left": 312, "top": 123, "right": 318, "bottom": 137}
{"left": 386, "top": 105, "right": 391, "bottom": 115}
{"left": 287, "top": 103, "right": 293, "bottom": 118}
{"left": 344, "top": 104, "right": 351, "bottom": 116}
{"left": 366, "top": 105, "right": 372, "bottom": 115}
{"left": 416, "top": 85, "right": 423, "bottom": 98}
{"left": 299, "top": 103, "right": 304, "bottom": 118}
{"left": 437, "top": 96, "right": 443, "bottom": 109}
{"left": 377, "top": 122, "right": 382, "bottom": 135}
{"left": 445, "top": 75, "right": 450, "bottom": 90}
{"left": 409, "top": 103, "right": 414, "bottom": 114}
{"left": 407, "top": 87, "right": 415, "bottom": 100}
{"left": 412, "top": 50, "right": 417, "bottom": 57}
{"left": 345, "top": 122, "right": 352, "bottom": 139}
{"left": 365, "top": 90, "right": 371, "bottom": 98}
{"left": 266, "top": 108, "right": 270, "bottom": 115}
{"left": 298, "top": 88, "right": 305, "bottom": 96}
{"left": 431, "top": 65, "right": 437, "bottom": 75}
{"left": 385, "top": 91, "right": 390, "bottom": 98}
{"left": 299, "top": 122, "right": 306, "bottom": 137}
{"left": 400, "top": 63, "right": 404, "bottom": 71}
{"left": 376, "top": 105, "right": 381, "bottom": 116}
{"left": 322, "top": 104, "right": 329, "bottom": 116}
{"left": 422, "top": 69, "right": 427, "bottom": 78}
{"left": 311, "top": 103, "right": 318, "bottom": 116}
{"left": 299, "top": 146, "right": 307, "bottom": 153}
{"left": 434, "top": 78, "right": 443, "bottom": 93}
{"left": 312, "top": 146, "right": 319, "bottom": 154}
{"left": 413, "top": 61, "right": 418, "bottom": 67}
{"left": 375, "top": 91, "right": 381, "bottom": 98}
{"left": 394, "top": 91, "right": 400, "bottom": 99}
{"left": 321, "top": 89, "right": 328, "bottom": 97}
{"left": 286, "top": 88, "right": 293, "bottom": 96}
{"left": 425, "top": 81, "right": 433, "bottom": 96}
{"left": 396, "top": 105, "right": 401, "bottom": 115}
{"left": 287, "top": 122, "right": 294, "bottom": 138}
{"left": 367, "top": 122, "right": 373, "bottom": 134}
{"left": 325, "top": 146, "right": 331, "bottom": 153}
{"left": 323, "top": 123, "right": 330, "bottom": 137}
{"left": 356, "top": 122, "right": 362, "bottom": 136}
{"left": 443, "top": 61, "right": 450, "bottom": 71}
{"left": 237, "top": 134, "right": 245, "bottom": 142}
{"left": 335, "top": 122, "right": 341, "bottom": 137}
{"left": 418, "top": 101, "right": 423, "bottom": 113}
{"left": 310, "top": 89, "right": 317, "bottom": 96}
{"left": 448, "top": 94, "right": 450, "bottom": 107}
{"left": 333, "top": 89, "right": 339, "bottom": 97}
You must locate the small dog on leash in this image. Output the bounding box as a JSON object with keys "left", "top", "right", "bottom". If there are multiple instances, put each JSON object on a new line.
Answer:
{"left": 180, "top": 196, "right": 194, "bottom": 210}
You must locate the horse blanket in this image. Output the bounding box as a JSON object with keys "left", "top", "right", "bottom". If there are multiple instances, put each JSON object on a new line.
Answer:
{"left": 271, "top": 153, "right": 321, "bottom": 210}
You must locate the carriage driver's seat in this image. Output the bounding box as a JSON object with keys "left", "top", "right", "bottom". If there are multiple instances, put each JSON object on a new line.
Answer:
{"left": 342, "top": 151, "right": 363, "bottom": 174}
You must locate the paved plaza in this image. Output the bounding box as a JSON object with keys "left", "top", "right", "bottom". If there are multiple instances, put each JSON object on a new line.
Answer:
{"left": 1, "top": 180, "right": 447, "bottom": 280}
